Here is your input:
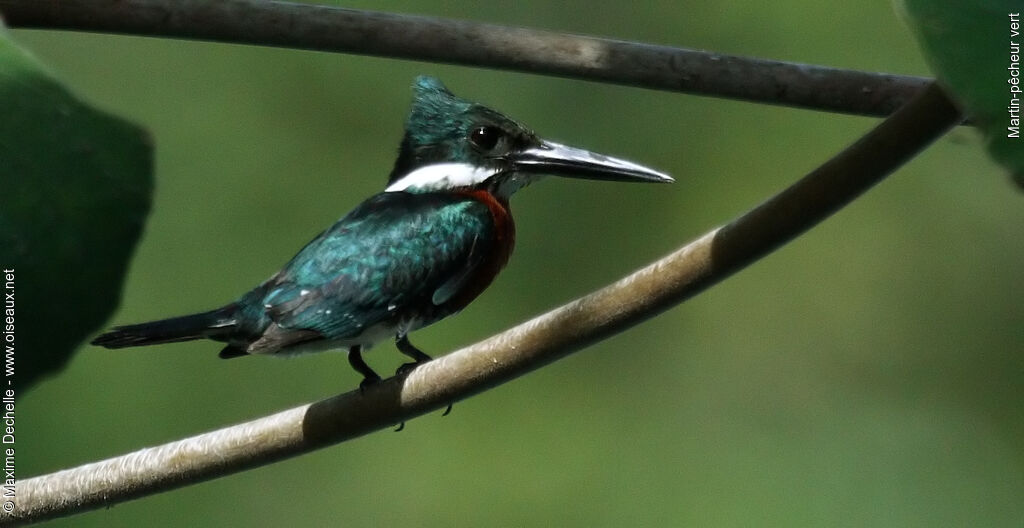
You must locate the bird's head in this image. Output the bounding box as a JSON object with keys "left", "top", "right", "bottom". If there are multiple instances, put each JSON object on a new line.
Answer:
{"left": 386, "top": 76, "right": 672, "bottom": 199}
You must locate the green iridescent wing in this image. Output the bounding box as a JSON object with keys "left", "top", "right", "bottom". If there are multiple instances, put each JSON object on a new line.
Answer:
{"left": 256, "top": 192, "right": 494, "bottom": 341}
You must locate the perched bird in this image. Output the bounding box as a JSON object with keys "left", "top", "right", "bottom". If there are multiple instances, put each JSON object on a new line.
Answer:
{"left": 92, "top": 76, "right": 672, "bottom": 388}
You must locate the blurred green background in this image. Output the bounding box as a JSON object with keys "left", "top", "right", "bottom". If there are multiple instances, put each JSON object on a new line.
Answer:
{"left": 13, "top": 0, "right": 1024, "bottom": 526}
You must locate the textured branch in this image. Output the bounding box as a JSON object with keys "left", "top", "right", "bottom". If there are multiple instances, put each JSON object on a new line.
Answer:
{"left": 0, "top": 0, "right": 935, "bottom": 119}
{"left": 4, "top": 83, "right": 961, "bottom": 526}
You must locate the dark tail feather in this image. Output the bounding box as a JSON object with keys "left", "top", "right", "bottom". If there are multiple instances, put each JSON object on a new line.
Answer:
{"left": 91, "top": 306, "right": 237, "bottom": 349}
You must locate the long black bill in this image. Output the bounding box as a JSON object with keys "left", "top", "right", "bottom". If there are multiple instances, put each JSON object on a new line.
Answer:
{"left": 510, "top": 140, "right": 673, "bottom": 183}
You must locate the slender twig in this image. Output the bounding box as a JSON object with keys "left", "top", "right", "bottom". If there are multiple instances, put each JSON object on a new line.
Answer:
{"left": 0, "top": 0, "right": 935, "bottom": 119}
{"left": 4, "top": 83, "right": 961, "bottom": 526}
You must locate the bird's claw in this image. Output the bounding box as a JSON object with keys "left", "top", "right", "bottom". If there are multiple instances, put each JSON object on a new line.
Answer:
{"left": 358, "top": 375, "right": 382, "bottom": 393}
{"left": 395, "top": 362, "right": 420, "bottom": 377}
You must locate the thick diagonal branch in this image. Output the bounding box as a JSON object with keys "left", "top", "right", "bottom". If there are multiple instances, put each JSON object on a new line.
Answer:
{"left": 4, "top": 83, "right": 961, "bottom": 526}
{"left": 0, "top": 0, "right": 934, "bottom": 119}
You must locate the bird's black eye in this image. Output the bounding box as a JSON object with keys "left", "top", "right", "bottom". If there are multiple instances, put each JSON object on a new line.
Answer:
{"left": 469, "top": 126, "right": 502, "bottom": 151}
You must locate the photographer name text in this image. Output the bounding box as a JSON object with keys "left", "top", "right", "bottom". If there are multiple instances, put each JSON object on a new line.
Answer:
{"left": 2, "top": 269, "right": 14, "bottom": 513}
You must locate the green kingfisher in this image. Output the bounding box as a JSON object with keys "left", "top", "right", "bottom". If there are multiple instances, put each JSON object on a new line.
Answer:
{"left": 92, "top": 76, "right": 673, "bottom": 388}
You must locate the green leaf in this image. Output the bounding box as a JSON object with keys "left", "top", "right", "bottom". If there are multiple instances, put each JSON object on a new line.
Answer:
{"left": 898, "top": 1, "right": 1024, "bottom": 188}
{"left": 0, "top": 28, "right": 153, "bottom": 391}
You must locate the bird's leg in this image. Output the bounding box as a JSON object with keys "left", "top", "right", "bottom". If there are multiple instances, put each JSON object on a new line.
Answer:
{"left": 348, "top": 345, "right": 381, "bottom": 391}
{"left": 347, "top": 345, "right": 401, "bottom": 432}
{"left": 395, "top": 335, "right": 432, "bottom": 374}
{"left": 395, "top": 335, "right": 452, "bottom": 417}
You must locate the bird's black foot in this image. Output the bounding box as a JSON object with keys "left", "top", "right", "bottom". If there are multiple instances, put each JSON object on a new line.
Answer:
{"left": 394, "top": 335, "right": 433, "bottom": 376}
{"left": 395, "top": 336, "right": 454, "bottom": 417}
{"left": 348, "top": 345, "right": 382, "bottom": 393}
{"left": 358, "top": 375, "right": 382, "bottom": 393}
